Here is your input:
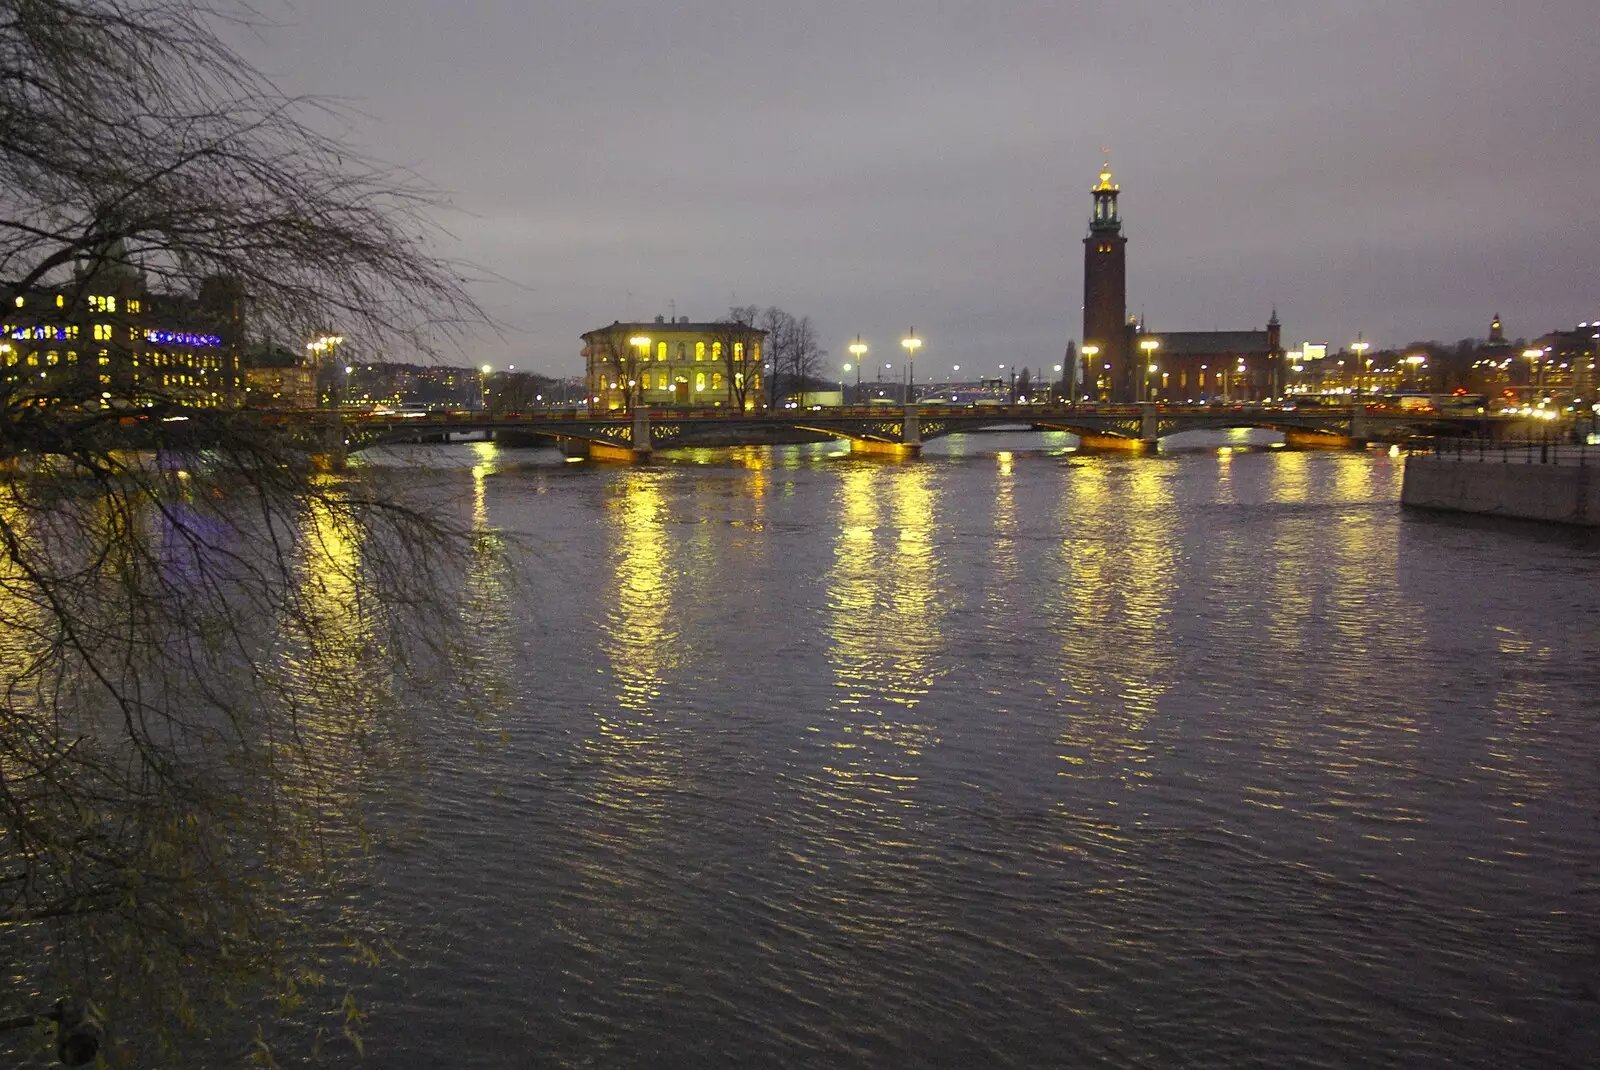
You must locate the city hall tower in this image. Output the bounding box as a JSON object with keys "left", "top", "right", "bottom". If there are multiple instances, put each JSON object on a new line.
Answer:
{"left": 1082, "top": 163, "right": 1130, "bottom": 400}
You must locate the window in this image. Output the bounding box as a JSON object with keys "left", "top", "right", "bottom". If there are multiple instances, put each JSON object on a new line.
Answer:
{"left": 127, "top": 299, "right": 140, "bottom": 313}
{"left": 93, "top": 324, "right": 111, "bottom": 341}
{"left": 733, "top": 343, "right": 744, "bottom": 362}
{"left": 676, "top": 343, "right": 686, "bottom": 360}
{"left": 25, "top": 352, "right": 37, "bottom": 367}
{"left": 695, "top": 372, "right": 706, "bottom": 391}
{"left": 695, "top": 342, "right": 705, "bottom": 362}
{"left": 46, "top": 351, "right": 58, "bottom": 366}
{"left": 751, "top": 343, "right": 761, "bottom": 363}
{"left": 66, "top": 350, "right": 76, "bottom": 364}
{"left": 65, "top": 325, "right": 78, "bottom": 340}
{"left": 55, "top": 295, "right": 64, "bottom": 308}
{"left": 657, "top": 341, "right": 667, "bottom": 361}
{"left": 712, "top": 342, "right": 722, "bottom": 360}
{"left": 657, "top": 371, "right": 668, "bottom": 390}
{"left": 98, "top": 350, "right": 109, "bottom": 365}
{"left": 712, "top": 372, "right": 723, "bottom": 390}
{"left": 13, "top": 296, "right": 22, "bottom": 308}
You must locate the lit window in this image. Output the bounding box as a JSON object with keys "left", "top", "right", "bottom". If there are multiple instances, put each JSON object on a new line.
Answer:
{"left": 712, "top": 342, "right": 722, "bottom": 360}
{"left": 55, "top": 295, "right": 64, "bottom": 308}
{"left": 98, "top": 350, "right": 109, "bottom": 365}
{"left": 657, "top": 371, "right": 668, "bottom": 390}
{"left": 695, "top": 342, "right": 705, "bottom": 362}
{"left": 99, "top": 374, "right": 110, "bottom": 385}
{"left": 66, "top": 351, "right": 76, "bottom": 364}
{"left": 695, "top": 372, "right": 706, "bottom": 391}
{"left": 712, "top": 372, "right": 723, "bottom": 390}
{"left": 93, "top": 324, "right": 111, "bottom": 341}
{"left": 2, "top": 351, "right": 14, "bottom": 367}
{"left": 656, "top": 341, "right": 666, "bottom": 361}
{"left": 25, "top": 352, "right": 37, "bottom": 367}
{"left": 13, "top": 296, "right": 22, "bottom": 308}
{"left": 733, "top": 343, "right": 744, "bottom": 362}
{"left": 751, "top": 344, "right": 760, "bottom": 363}
{"left": 107, "top": 296, "right": 116, "bottom": 312}
{"left": 46, "top": 351, "right": 58, "bottom": 366}
{"left": 127, "top": 299, "right": 140, "bottom": 313}
{"left": 65, "top": 325, "right": 78, "bottom": 340}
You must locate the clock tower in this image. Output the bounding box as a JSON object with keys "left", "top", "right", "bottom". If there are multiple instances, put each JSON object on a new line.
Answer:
{"left": 1082, "top": 163, "right": 1130, "bottom": 401}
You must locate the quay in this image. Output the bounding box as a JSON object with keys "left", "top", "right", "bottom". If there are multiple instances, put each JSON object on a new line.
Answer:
{"left": 1402, "top": 439, "right": 1599, "bottom": 527}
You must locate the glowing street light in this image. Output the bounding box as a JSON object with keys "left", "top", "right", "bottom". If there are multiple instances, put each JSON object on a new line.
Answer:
{"left": 1081, "top": 344, "right": 1100, "bottom": 400}
{"left": 901, "top": 329, "right": 922, "bottom": 403}
{"left": 628, "top": 335, "right": 651, "bottom": 409}
{"left": 1523, "top": 347, "right": 1547, "bottom": 404}
{"left": 848, "top": 336, "right": 867, "bottom": 401}
{"left": 306, "top": 333, "right": 345, "bottom": 408}
{"left": 1351, "top": 335, "right": 1371, "bottom": 400}
{"left": 1139, "top": 337, "right": 1160, "bottom": 402}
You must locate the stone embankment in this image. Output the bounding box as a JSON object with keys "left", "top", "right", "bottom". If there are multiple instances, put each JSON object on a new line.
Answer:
{"left": 1402, "top": 440, "right": 1598, "bottom": 527}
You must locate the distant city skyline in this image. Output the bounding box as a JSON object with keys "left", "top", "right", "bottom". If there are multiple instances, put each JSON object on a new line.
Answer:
{"left": 233, "top": 1, "right": 1600, "bottom": 374}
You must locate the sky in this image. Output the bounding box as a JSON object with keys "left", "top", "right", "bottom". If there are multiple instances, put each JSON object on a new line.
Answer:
{"left": 235, "top": 1, "right": 1600, "bottom": 377}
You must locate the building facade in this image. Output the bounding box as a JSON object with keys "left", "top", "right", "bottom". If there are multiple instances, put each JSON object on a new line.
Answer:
{"left": 582, "top": 316, "right": 766, "bottom": 412}
{"left": 1140, "top": 313, "right": 1284, "bottom": 403}
{"left": 2, "top": 261, "right": 244, "bottom": 408}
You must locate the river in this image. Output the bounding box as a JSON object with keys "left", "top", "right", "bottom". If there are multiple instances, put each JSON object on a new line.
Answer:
{"left": 338, "top": 431, "right": 1600, "bottom": 1068}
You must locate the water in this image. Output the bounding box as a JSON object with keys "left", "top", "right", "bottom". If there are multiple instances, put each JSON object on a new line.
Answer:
{"left": 343, "top": 432, "right": 1600, "bottom": 1068}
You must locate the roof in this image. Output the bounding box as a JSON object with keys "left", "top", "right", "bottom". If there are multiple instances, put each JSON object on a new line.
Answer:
{"left": 1148, "top": 330, "right": 1275, "bottom": 356}
{"left": 581, "top": 320, "right": 767, "bottom": 340}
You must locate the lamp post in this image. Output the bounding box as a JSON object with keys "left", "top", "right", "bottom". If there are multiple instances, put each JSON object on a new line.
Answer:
{"left": 1523, "top": 347, "right": 1546, "bottom": 408}
{"left": 840, "top": 363, "right": 852, "bottom": 406}
{"left": 1404, "top": 354, "right": 1427, "bottom": 392}
{"left": 306, "top": 333, "right": 344, "bottom": 408}
{"left": 848, "top": 336, "right": 867, "bottom": 404}
{"left": 1351, "top": 335, "right": 1370, "bottom": 401}
{"left": 479, "top": 363, "right": 492, "bottom": 411}
{"left": 1081, "top": 344, "right": 1100, "bottom": 401}
{"left": 627, "top": 335, "right": 651, "bottom": 411}
{"left": 1139, "top": 338, "right": 1160, "bottom": 402}
{"left": 901, "top": 330, "right": 921, "bottom": 404}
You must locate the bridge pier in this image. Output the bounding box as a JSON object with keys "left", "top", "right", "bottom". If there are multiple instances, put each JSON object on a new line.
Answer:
{"left": 1284, "top": 429, "right": 1358, "bottom": 450}
{"left": 310, "top": 419, "right": 348, "bottom": 472}
{"left": 849, "top": 438, "right": 918, "bottom": 457}
{"left": 1075, "top": 433, "right": 1150, "bottom": 453}
{"left": 1348, "top": 404, "right": 1369, "bottom": 446}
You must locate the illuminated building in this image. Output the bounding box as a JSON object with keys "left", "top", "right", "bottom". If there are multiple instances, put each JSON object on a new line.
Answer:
{"left": 581, "top": 316, "right": 767, "bottom": 412}
{"left": 1, "top": 258, "right": 244, "bottom": 407}
{"left": 1081, "top": 163, "right": 1129, "bottom": 401}
{"left": 1077, "top": 164, "right": 1284, "bottom": 401}
{"left": 1137, "top": 311, "right": 1285, "bottom": 403}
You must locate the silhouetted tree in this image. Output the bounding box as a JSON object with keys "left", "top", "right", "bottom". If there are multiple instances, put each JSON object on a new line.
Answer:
{"left": 0, "top": 1, "right": 485, "bottom": 1063}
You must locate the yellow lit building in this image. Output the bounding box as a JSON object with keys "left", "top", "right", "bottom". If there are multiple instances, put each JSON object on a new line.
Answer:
{"left": 1, "top": 266, "right": 244, "bottom": 407}
{"left": 582, "top": 316, "right": 766, "bottom": 412}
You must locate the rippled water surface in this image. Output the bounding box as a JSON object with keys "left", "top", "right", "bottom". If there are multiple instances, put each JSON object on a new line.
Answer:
{"left": 349, "top": 435, "right": 1600, "bottom": 1068}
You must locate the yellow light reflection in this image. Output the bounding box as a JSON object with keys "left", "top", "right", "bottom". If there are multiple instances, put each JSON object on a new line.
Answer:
{"left": 1050, "top": 459, "right": 1175, "bottom": 866}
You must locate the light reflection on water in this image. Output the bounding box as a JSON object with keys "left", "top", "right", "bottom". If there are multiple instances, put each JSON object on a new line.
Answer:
{"left": 348, "top": 439, "right": 1600, "bottom": 1069}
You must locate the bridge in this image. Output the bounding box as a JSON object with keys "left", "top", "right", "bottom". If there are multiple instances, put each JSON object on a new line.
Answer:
{"left": 323, "top": 402, "right": 1573, "bottom": 464}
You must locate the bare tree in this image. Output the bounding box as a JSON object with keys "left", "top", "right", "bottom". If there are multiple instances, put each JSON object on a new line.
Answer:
{"left": 0, "top": 2, "right": 488, "bottom": 1063}
{"left": 755, "top": 306, "right": 823, "bottom": 408}
{"left": 589, "top": 324, "right": 646, "bottom": 413}
{"left": 709, "top": 305, "right": 763, "bottom": 411}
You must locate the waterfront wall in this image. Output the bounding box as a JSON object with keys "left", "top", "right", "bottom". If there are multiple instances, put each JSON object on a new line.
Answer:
{"left": 1402, "top": 454, "right": 1597, "bottom": 527}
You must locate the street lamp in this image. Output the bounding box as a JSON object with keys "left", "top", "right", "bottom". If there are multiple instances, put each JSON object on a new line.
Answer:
{"left": 1404, "top": 354, "right": 1427, "bottom": 391}
{"left": 1081, "top": 344, "right": 1100, "bottom": 400}
{"left": 901, "top": 329, "right": 922, "bottom": 403}
{"left": 1351, "top": 335, "right": 1370, "bottom": 400}
{"left": 848, "top": 336, "right": 867, "bottom": 403}
{"left": 1523, "top": 347, "right": 1546, "bottom": 406}
{"left": 841, "top": 363, "right": 852, "bottom": 406}
{"left": 306, "top": 333, "right": 345, "bottom": 408}
{"left": 628, "top": 335, "right": 650, "bottom": 410}
{"left": 1139, "top": 338, "right": 1160, "bottom": 402}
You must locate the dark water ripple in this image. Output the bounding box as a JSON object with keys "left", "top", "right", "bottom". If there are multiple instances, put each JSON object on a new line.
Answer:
{"left": 338, "top": 438, "right": 1600, "bottom": 1068}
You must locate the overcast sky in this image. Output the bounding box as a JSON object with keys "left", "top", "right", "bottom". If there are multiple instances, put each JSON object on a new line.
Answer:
{"left": 238, "top": 1, "right": 1600, "bottom": 376}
